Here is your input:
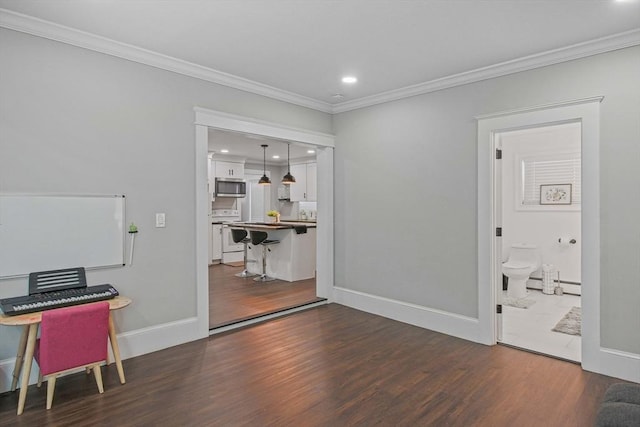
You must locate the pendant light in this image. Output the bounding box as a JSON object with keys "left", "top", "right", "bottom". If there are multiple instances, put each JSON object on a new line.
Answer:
{"left": 258, "top": 144, "right": 271, "bottom": 185}
{"left": 282, "top": 143, "right": 296, "bottom": 185}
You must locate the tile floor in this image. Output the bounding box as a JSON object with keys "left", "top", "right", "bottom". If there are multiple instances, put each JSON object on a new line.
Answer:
{"left": 501, "top": 289, "right": 581, "bottom": 362}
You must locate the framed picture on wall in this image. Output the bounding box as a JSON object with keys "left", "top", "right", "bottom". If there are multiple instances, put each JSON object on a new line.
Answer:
{"left": 540, "top": 184, "right": 572, "bottom": 205}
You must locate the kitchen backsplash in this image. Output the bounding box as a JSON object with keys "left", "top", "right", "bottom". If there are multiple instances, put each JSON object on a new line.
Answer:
{"left": 278, "top": 201, "right": 317, "bottom": 221}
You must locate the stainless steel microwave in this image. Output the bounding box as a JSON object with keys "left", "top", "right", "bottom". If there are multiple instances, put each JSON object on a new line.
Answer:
{"left": 214, "top": 178, "right": 246, "bottom": 198}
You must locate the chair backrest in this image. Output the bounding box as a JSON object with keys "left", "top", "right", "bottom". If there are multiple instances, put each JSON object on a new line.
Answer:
{"left": 231, "top": 229, "right": 248, "bottom": 244}
{"left": 250, "top": 230, "right": 268, "bottom": 245}
{"left": 37, "top": 301, "right": 110, "bottom": 375}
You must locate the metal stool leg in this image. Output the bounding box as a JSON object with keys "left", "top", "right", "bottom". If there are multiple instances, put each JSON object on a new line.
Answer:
{"left": 254, "top": 245, "right": 276, "bottom": 282}
{"left": 235, "top": 242, "right": 256, "bottom": 278}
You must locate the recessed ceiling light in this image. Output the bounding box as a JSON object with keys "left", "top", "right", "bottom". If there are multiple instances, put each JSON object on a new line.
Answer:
{"left": 272, "top": 155, "right": 280, "bottom": 159}
{"left": 341, "top": 76, "right": 357, "bottom": 84}
{"left": 307, "top": 150, "right": 315, "bottom": 154}
{"left": 220, "top": 149, "right": 229, "bottom": 153}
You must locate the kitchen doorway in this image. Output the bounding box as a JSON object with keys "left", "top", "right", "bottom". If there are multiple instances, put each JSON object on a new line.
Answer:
{"left": 208, "top": 162, "right": 323, "bottom": 329}
{"left": 194, "top": 107, "right": 335, "bottom": 336}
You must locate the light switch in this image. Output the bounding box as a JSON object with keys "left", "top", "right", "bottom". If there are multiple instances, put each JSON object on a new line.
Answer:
{"left": 155, "top": 213, "right": 166, "bottom": 228}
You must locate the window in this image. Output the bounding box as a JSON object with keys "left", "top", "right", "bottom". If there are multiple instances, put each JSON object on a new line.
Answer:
{"left": 520, "top": 153, "right": 581, "bottom": 207}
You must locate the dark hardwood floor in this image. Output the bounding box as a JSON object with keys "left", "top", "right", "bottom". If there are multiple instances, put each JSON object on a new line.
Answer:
{"left": 0, "top": 304, "right": 623, "bottom": 426}
{"left": 209, "top": 263, "right": 323, "bottom": 329}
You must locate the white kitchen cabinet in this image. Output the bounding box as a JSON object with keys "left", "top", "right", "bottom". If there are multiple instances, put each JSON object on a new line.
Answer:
{"left": 214, "top": 160, "right": 244, "bottom": 179}
{"left": 290, "top": 162, "right": 317, "bottom": 202}
{"left": 306, "top": 162, "right": 317, "bottom": 201}
{"left": 211, "top": 223, "right": 223, "bottom": 262}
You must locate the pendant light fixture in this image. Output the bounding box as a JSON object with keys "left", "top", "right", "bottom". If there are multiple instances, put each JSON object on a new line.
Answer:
{"left": 282, "top": 143, "right": 296, "bottom": 185}
{"left": 259, "top": 144, "right": 271, "bottom": 185}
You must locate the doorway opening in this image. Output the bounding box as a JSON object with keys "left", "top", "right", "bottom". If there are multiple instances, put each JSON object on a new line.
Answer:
{"left": 476, "top": 97, "right": 601, "bottom": 372}
{"left": 207, "top": 130, "right": 324, "bottom": 329}
{"left": 495, "top": 122, "right": 582, "bottom": 362}
{"left": 193, "top": 107, "right": 335, "bottom": 337}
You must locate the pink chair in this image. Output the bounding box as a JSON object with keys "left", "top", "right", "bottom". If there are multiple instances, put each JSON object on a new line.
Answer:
{"left": 34, "top": 301, "right": 110, "bottom": 410}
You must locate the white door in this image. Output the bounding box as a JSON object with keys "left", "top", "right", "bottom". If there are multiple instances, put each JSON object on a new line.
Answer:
{"left": 494, "top": 136, "right": 503, "bottom": 341}
{"left": 242, "top": 171, "right": 270, "bottom": 222}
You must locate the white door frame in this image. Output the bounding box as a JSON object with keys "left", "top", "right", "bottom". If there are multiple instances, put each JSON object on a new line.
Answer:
{"left": 476, "top": 97, "right": 602, "bottom": 372}
{"left": 193, "top": 107, "right": 335, "bottom": 338}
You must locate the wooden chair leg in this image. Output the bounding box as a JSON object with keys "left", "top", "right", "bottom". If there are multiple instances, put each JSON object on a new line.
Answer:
{"left": 37, "top": 372, "right": 42, "bottom": 388}
{"left": 46, "top": 376, "right": 56, "bottom": 410}
{"left": 93, "top": 365, "right": 104, "bottom": 394}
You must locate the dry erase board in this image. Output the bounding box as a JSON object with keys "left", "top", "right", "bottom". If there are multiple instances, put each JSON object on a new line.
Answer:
{"left": 0, "top": 194, "right": 125, "bottom": 279}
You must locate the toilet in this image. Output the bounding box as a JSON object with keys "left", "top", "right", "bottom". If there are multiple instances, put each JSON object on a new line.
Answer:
{"left": 502, "top": 243, "right": 541, "bottom": 299}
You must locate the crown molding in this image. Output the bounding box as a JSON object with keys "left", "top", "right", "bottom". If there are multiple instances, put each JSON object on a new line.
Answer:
{"left": 332, "top": 28, "right": 640, "bottom": 114}
{"left": 0, "top": 8, "right": 333, "bottom": 113}
{"left": 194, "top": 107, "right": 335, "bottom": 147}
{"left": 1, "top": 8, "right": 638, "bottom": 115}
{"left": 474, "top": 96, "right": 604, "bottom": 120}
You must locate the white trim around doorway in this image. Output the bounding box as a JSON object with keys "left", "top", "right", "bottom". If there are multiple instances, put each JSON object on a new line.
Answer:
{"left": 477, "top": 97, "right": 609, "bottom": 374}
{"left": 194, "top": 107, "right": 335, "bottom": 338}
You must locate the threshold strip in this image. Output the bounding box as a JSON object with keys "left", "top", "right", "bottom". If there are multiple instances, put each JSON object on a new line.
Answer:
{"left": 497, "top": 341, "right": 581, "bottom": 365}
{"left": 209, "top": 299, "right": 328, "bottom": 335}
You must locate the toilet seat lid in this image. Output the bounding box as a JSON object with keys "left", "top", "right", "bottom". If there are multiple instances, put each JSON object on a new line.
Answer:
{"left": 503, "top": 261, "right": 530, "bottom": 269}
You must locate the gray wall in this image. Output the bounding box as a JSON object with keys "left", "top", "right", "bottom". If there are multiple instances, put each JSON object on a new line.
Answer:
{"left": 0, "top": 28, "right": 331, "bottom": 359}
{"left": 333, "top": 46, "right": 640, "bottom": 353}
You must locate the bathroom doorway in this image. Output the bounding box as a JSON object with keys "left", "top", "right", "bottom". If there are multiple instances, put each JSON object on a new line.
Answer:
{"left": 495, "top": 122, "right": 582, "bottom": 362}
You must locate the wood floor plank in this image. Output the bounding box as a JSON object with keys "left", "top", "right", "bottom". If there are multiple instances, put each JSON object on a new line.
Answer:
{"left": 209, "top": 263, "right": 322, "bottom": 328}
{"left": 0, "top": 304, "right": 626, "bottom": 426}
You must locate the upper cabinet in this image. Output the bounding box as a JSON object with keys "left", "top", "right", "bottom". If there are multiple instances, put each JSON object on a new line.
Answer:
{"left": 213, "top": 160, "right": 244, "bottom": 179}
{"left": 290, "top": 162, "right": 317, "bottom": 202}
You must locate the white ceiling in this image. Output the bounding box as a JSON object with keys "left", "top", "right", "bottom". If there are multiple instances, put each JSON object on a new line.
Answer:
{"left": 0, "top": 0, "right": 638, "bottom": 111}
{"left": 208, "top": 128, "right": 316, "bottom": 165}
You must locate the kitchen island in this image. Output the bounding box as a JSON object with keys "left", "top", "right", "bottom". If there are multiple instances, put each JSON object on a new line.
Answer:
{"left": 229, "top": 221, "right": 316, "bottom": 282}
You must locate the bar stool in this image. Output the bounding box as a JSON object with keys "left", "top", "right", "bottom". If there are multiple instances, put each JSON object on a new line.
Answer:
{"left": 250, "top": 230, "right": 280, "bottom": 282}
{"left": 231, "top": 229, "right": 256, "bottom": 278}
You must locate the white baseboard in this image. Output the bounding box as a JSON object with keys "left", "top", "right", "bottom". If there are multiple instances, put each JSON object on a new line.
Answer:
{"left": 583, "top": 347, "right": 640, "bottom": 383}
{"left": 332, "top": 286, "right": 482, "bottom": 343}
{"left": 0, "top": 316, "right": 202, "bottom": 394}
{"left": 333, "top": 287, "right": 640, "bottom": 383}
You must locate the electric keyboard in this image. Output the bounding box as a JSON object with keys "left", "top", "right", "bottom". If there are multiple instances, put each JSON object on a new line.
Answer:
{"left": 0, "top": 284, "right": 119, "bottom": 316}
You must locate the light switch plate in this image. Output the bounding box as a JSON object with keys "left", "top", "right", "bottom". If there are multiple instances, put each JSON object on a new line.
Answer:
{"left": 155, "top": 213, "right": 166, "bottom": 228}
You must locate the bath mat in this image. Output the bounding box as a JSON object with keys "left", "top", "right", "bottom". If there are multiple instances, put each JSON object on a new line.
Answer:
{"left": 502, "top": 296, "right": 536, "bottom": 309}
{"left": 552, "top": 306, "right": 581, "bottom": 336}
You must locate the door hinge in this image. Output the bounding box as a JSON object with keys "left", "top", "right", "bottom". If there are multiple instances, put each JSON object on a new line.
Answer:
{"left": 496, "top": 304, "right": 502, "bottom": 314}
{"left": 496, "top": 227, "right": 502, "bottom": 237}
{"left": 496, "top": 149, "right": 502, "bottom": 160}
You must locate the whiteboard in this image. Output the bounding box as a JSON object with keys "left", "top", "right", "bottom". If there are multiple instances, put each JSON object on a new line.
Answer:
{"left": 0, "top": 194, "right": 125, "bottom": 279}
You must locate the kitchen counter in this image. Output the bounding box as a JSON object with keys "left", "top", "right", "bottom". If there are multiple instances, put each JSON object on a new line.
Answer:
{"left": 228, "top": 222, "right": 316, "bottom": 282}
{"left": 229, "top": 221, "right": 316, "bottom": 230}
{"left": 280, "top": 219, "right": 317, "bottom": 224}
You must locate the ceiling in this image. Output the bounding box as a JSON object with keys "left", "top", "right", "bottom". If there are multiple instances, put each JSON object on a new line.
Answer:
{"left": 208, "top": 129, "right": 316, "bottom": 165}
{"left": 0, "top": 1, "right": 638, "bottom": 112}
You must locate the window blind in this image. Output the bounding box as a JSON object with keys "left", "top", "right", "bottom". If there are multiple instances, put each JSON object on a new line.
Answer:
{"left": 521, "top": 155, "right": 581, "bottom": 205}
